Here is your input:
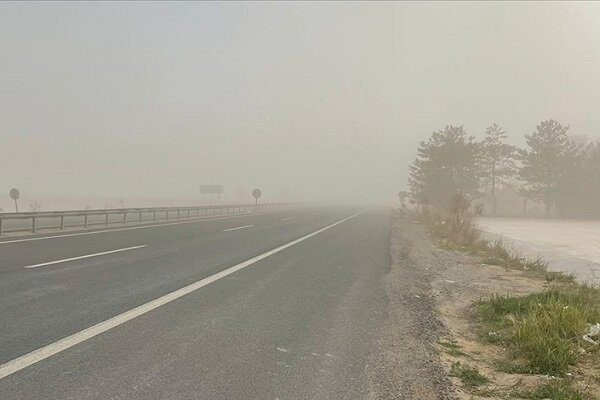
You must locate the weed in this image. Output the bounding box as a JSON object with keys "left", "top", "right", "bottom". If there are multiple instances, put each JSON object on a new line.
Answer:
{"left": 438, "top": 340, "right": 467, "bottom": 357}
{"left": 495, "top": 359, "right": 532, "bottom": 374}
{"left": 523, "top": 257, "right": 550, "bottom": 273}
{"left": 546, "top": 272, "right": 577, "bottom": 285}
{"left": 448, "top": 362, "right": 489, "bottom": 388}
{"left": 519, "top": 379, "right": 591, "bottom": 400}
{"left": 477, "top": 288, "right": 600, "bottom": 375}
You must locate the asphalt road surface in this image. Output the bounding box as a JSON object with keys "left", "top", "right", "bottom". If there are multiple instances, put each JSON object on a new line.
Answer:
{"left": 0, "top": 206, "right": 391, "bottom": 399}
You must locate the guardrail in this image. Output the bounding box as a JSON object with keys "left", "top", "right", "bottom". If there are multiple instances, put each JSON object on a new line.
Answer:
{"left": 0, "top": 203, "right": 287, "bottom": 236}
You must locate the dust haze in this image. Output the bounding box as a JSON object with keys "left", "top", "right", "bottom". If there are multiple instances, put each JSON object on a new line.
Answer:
{"left": 1, "top": 2, "right": 599, "bottom": 210}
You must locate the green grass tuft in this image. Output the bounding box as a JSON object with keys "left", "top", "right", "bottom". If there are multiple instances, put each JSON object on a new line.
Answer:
{"left": 520, "top": 379, "right": 591, "bottom": 400}
{"left": 449, "top": 362, "right": 489, "bottom": 388}
{"left": 438, "top": 340, "right": 467, "bottom": 357}
{"left": 477, "top": 287, "right": 600, "bottom": 375}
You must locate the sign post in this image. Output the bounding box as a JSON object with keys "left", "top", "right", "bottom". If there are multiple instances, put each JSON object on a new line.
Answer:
{"left": 252, "top": 189, "right": 262, "bottom": 212}
{"left": 9, "top": 188, "right": 20, "bottom": 213}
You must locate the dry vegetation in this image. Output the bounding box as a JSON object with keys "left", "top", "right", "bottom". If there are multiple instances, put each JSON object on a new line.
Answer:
{"left": 414, "top": 196, "right": 600, "bottom": 399}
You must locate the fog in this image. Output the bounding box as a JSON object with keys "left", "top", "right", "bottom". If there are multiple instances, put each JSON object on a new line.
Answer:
{"left": 1, "top": 2, "right": 599, "bottom": 210}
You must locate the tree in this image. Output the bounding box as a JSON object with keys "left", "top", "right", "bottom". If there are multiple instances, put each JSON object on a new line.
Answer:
{"left": 519, "top": 120, "right": 576, "bottom": 216}
{"left": 29, "top": 202, "right": 42, "bottom": 212}
{"left": 556, "top": 141, "right": 600, "bottom": 218}
{"left": 409, "top": 125, "right": 481, "bottom": 208}
{"left": 480, "top": 123, "right": 518, "bottom": 214}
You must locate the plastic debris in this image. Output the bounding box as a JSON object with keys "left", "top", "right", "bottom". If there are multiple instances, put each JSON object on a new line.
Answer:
{"left": 583, "top": 323, "right": 600, "bottom": 345}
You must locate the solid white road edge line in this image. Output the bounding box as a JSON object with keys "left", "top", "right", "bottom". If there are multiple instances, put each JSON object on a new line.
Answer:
{"left": 23, "top": 245, "right": 148, "bottom": 269}
{"left": 0, "top": 210, "right": 363, "bottom": 380}
{"left": 222, "top": 224, "right": 254, "bottom": 232}
{"left": 281, "top": 217, "right": 296, "bottom": 221}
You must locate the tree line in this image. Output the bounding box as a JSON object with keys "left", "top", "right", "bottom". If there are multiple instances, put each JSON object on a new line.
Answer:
{"left": 408, "top": 120, "right": 600, "bottom": 218}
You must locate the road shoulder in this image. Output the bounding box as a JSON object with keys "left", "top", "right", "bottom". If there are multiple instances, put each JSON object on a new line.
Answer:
{"left": 368, "top": 212, "right": 453, "bottom": 399}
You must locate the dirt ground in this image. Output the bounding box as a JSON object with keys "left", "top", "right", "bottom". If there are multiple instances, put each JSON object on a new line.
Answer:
{"left": 431, "top": 237, "right": 546, "bottom": 398}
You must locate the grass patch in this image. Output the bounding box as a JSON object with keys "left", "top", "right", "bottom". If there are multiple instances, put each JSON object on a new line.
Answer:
{"left": 477, "top": 287, "right": 600, "bottom": 375}
{"left": 438, "top": 339, "right": 467, "bottom": 357}
{"left": 485, "top": 239, "right": 550, "bottom": 274}
{"left": 519, "top": 379, "right": 591, "bottom": 400}
{"left": 523, "top": 257, "right": 550, "bottom": 273}
{"left": 546, "top": 271, "right": 577, "bottom": 285}
{"left": 494, "top": 359, "right": 532, "bottom": 374}
{"left": 449, "top": 362, "right": 489, "bottom": 388}
{"left": 486, "top": 238, "right": 523, "bottom": 268}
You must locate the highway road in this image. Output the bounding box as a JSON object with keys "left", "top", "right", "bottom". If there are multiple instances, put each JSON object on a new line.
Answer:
{"left": 0, "top": 206, "right": 391, "bottom": 399}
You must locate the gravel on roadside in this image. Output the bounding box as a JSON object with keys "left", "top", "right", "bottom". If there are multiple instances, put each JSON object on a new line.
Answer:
{"left": 368, "top": 212, "right": 455, "bottom": 399}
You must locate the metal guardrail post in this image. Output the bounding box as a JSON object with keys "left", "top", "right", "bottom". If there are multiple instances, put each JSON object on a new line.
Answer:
{"left": 177, "top": 209, "right": 180, "bottom": 219}
{"left": 153, "top": 210, "right": 156, "bottom": 221}
{"left": 0, "top": 218, "right": 3, "bottom": 236}
{"left": 123, "top": 212, "right": 126, "bottom": 224}
{"left": 60, "top": 215, "right": 64, "bottom": 230}
{"left": 105, "top": 213, "right": 109, "bottom": 226}
{"left": 139, "top": 211, "right": 142, "bottom": 223}
{"left": 84, "top": 214, "right": 88, "bottom": 228}
{"left": 32, "top": 216, "right": 36, "bottom": 233}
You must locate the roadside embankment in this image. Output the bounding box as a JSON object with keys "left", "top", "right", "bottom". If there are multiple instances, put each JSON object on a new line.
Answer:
{"left": 417, "top": 203, "right": 600, "bottom": 400}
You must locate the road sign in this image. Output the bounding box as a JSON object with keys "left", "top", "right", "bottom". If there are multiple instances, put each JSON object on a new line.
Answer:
{"left": 199, "top": 185, "right": 223, "bottom": 205}
{"left": 9, "top": 188, "right": 20, "bottom": 213}
{"left": 9, "top": 188, "right": 20, "bottom": 200}
{"left": 199, "top": 185, "right": 223, "bottom": 194}
{"left": 252, "top": 189, "right": 262, "bottom": 200}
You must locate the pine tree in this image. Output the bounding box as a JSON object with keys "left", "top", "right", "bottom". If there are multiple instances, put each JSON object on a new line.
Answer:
{"left": 409, "top": 125, "right": 480, "bottom": 208}
{"left": 519, "top": 120, "right": 576, "bottom": 216}
{"left": 480, "top": 124, "right": 517, "bottom": 214}
{"left": 557, "top": 141, "right": 600, "bottom": 217}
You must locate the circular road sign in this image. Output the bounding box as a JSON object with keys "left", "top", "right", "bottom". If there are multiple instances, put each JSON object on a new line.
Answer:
{"left": 9, "top": 188, "right": 20, "bottom": 201}
{"left": 252, "top": 189, "right": 262, "bottom": 199}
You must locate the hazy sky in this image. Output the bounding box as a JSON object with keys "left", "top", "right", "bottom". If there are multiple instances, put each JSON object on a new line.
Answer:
{"left": 1, "top": 1, "right": 599, "bottom": 204}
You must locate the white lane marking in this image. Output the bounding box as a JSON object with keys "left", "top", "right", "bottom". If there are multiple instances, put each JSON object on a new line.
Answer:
{"left": 23, "top": 245, "right": 148, "bottom": 269}
{"left": 0, "top": 211, "right": 363, "bottom": 380}
{"left": 0, "top": 213, "right": 262, "bottom": 245}
{"left": 281, "top": 217, "right": 296, "bottom": 221}
{"left": 223, "top": 224, "right": 254, "bottom": 232}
